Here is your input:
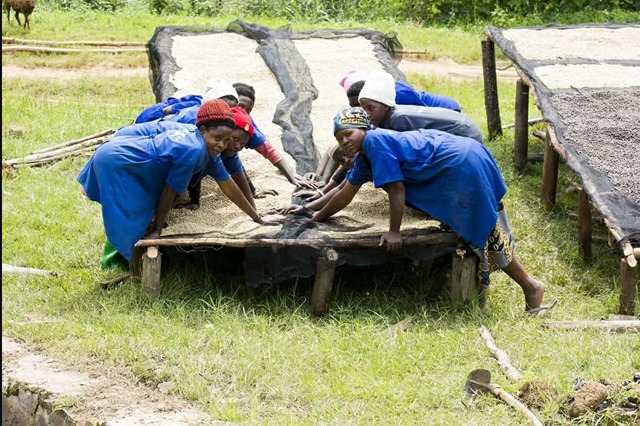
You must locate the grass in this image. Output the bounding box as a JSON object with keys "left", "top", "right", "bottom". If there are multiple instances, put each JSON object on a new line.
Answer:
{"left": 2, "top": 7, "right": 639, "bottom": 425}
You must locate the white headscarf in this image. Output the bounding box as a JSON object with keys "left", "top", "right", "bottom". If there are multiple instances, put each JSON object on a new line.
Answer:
{"left": 358, "top": 74, "right": 396, "bottom": 107}
{"left": 203, "top": 78, "right": 239, "bottom": 102}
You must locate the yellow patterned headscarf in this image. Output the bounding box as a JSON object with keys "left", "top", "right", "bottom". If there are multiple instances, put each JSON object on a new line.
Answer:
{"left": 333, "top": 107, "right": 371, "bottom": 134}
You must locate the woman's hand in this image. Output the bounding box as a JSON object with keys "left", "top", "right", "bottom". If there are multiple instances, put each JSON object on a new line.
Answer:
{"left": 293, "top": 174, "right": 321, "bottom": 189}
{"left": 293, "top": 188, "right": 324, "bottom": 201}
{"left": 254, "top": 188, "right": 279, "bottom": 199}
{"left": 379, "top": 231, "right": 402, "bottom": 252}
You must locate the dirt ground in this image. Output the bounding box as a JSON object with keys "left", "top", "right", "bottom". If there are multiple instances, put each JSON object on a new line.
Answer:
{"left": 2, "top": 335, "right": 227, "bottom": 425}
{"left": 1, "top": 57, "right": 520, "bottom": 81}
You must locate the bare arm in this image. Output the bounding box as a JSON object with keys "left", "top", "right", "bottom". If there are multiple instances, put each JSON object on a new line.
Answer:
{"left": 216, "top": 178, "right": 262, "bottom": 223}
{"left": 306, "top": 180, "right": 346, "bottom": 211}
{"left": 380, "top": 181, "right": 405, "bottom": 251}
{"left": 231, "top": 171, "right": 256, "bottom": 209}
{"left": 144, "top": 183, "right": 176, "bottom": 239}
{"left": 312, "top": 182, "right": 361, "bottom": 222}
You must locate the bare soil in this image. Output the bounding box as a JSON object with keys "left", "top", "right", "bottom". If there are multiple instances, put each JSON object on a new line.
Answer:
{"left": 2, "top": 335, "right": 228, "bottom": 425}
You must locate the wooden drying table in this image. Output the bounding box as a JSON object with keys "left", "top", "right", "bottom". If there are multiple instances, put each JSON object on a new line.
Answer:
{"left": 130, "top": 231, "right": 481, "bottom": 316}
{"left": 481, "top": 34, "right": 638, "bottom": 315}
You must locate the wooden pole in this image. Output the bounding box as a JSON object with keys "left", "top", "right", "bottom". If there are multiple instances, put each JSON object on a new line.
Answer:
{"left": 311, "top": 248, "right": 338, "bottom": 316}
{"left": 2, "top": 45, "right": 146, "bottom": 53}
{"left": 142, "top": 246, "right": 162, "bottom": 298}
{"left": 577, "top": 187, "right": 593, "bottom": 261}
{"left": 2, "top": 37, "right": 146, "bottom": 46}
{"left": 32, "top": 129, "right": 114, "bottom": 154}
{"left": 2, "top": 264, "right": 58, "bottom": 277}
{"left": 11, "top": 146, "right": 98, "bottom": 167}
{"left": 488, "top": 385, "right": 544, "bottom": 426}
{"left": 619, "top": 258, "right": 637, "bottom": 316}
{"left": 136, "top": 233, "right": 462, "bottom": 248}
{"left": 478, "top": 325, "right": 522, "bottom": 382}
{"left": 513, "top": 79, "right": 530, "bottom": 172}
{"left": 450, "top": 249, "right": 478, "bottom": 304}
{"left": 482, "top": 39, "right": 502, "bottom": 140}
{"left": 542, "top": 320, "right": 639, "bottom": 332}
{"left": 541, "top": 129, "right": 559, "bottom": 211}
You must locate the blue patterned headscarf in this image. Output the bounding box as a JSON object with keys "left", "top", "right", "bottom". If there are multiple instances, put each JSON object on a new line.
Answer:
{"left": 333, "top": 107, "right": 371, "bottom": 134}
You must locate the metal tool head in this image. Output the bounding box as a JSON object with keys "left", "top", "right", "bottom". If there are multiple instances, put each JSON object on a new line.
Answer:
{"left": 465, "top": 369, "right": 492, "bottom": 396}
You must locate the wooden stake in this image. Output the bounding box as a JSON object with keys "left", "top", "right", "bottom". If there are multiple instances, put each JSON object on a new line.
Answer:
{"left": 451, "top": 249, "right": 478, "bottom": 304}
{"left": 32, "top": 129, "right": 114, "bottom": 154}
{"left": 311, "top": 248, "right": 338, "bottom": 316}
{"left": 513, "top": 79, "right": 530, "bottom": 172}
{"left": 2, "top": 45, "right": 145, "bottom": 53}
{"left": 577, "top": 187, "right": 592, "bottom": 261}
{"left": 11, "top": 146, "right": 98, "bottom": 167}
{"left": 2, "top": 37, "right": 145, "bottom": 47}
{"left": 619, "top": 258, "right": 637, "bottom": 316}
{"left": 542, "top": 320, "right": 639, "bottom": 332}
{"left": 482, "top": 38, "right": 502, "bottom": 140}
{"left": 142, "top": 246, "right": 162, "bottom": 298}
{"left": 541, "top": 128, "right": 559, "bottom": 211}
{"left": 2, "top": 264, "right": 58, "bottom": 277}
{"left": 478, "top": 325, "right": 523, "bottom": 382}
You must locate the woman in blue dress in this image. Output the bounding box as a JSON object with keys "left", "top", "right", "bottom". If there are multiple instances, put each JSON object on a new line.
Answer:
{"left": 312, "top": 107, "right": 546, "bottom": 311}
{"left": 358, "top": 76, "right": 483, "bottom": 144}
{"left": 78, "top": 100, "right": 270, "bottom": 262}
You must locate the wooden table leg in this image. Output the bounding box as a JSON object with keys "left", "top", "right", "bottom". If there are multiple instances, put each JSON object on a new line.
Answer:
{"left": 451, "top": 249, "right": 480, "bottom": 305}
{"left": 619, "top": 257, "right": 637, "bottom": 315}
{"left": 482, "top": 38, "right": 502, "bottom": 140}
{"left": 513, "top": 79, "right": 530, "bottom": 172}
{"left": 577, "top": 187, "right": 592, "bottom": 261}
{"left": 311, "top": 248, "right": 338, "bottom": 316}
{"left": 142, "top": 246, "right": 162, "bottom": 298}
{"left": 541, "top": 129, "right": 559, "bottom": 211}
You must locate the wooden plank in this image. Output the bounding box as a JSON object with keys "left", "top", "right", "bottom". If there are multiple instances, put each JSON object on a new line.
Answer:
{"left": 542, "top": 320, "right": 639, "bottom": 332}
{"left": 136, "top": 232, "right": 463, "bottom": 248}
{"left": 513, "top": 79, "right": 530, "bottom": 172}
{"left": 481, "top": 39, "right": 502, "bottom": 139}
{"left": 311, "top": 249, "right": 338, "bottom": 316}
{"left": 2, "top": 45, "right": 145, "bottom": 53}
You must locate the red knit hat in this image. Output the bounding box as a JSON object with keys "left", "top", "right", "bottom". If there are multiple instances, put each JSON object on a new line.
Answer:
{"left": 231, "top": 106, "right": 254, "bottom": 136}
{"left": 196, "top": 99, "right": 235, "bottom": 128}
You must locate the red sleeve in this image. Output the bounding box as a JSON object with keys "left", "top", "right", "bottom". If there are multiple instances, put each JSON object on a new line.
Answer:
{"left": 254, "top": 141, "right": 282, "bottom": 165}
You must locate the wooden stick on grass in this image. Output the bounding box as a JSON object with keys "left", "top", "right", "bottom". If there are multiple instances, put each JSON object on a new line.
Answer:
{"left": 2, "top": 37, "right": 145, "bottom": 47}
{"left": 2, "top": 264, "right": 59, "bottom": 277}
{"left": 32, "top": 129, "right": 114, "bottom": 154}
{"left": 2, "top": 45, "right": 146, "bottom": 53}
{"left": 542, "top": 320, "right": 640, "bottom": 332}
{"left": 478, "top": 325, "right": 522, "bottom": 382}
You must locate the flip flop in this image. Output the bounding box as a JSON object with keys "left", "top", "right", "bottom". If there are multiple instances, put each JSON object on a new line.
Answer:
{"left": 526, "top": 298, "right": 558, "bottom": 315}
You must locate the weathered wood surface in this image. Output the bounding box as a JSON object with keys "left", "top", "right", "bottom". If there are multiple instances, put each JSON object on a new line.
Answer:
{"left": 542, "top": 320, "right": 639, "bottom": 332}
{"left": 513, "top": 79, "right": 530, "bottom": 172}
{"left": 481, "top": 39, "right": 502, "bottom": 140}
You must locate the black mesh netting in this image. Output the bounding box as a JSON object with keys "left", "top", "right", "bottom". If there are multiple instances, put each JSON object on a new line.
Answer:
{"left": 146, "top": 21, "right": 465, "bottom": 287}
{"left": 486, "top": 23, "right": 640, "bottom": 245}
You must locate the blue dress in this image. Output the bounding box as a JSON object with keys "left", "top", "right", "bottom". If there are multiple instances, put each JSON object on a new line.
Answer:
{"left": 134, "top": 94, "right": 203, "bottom": 124}
{"left": 394, "top": 81, "right": 462, "bottom": 112}
{"left": 145, "top": 104, "right": 268, "bottom": 150}
{"left": 77, "top": 125, "right": 229, "bottom": 260}
{"left": 346, "top": 128, "right": 506, "bottom": 248}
